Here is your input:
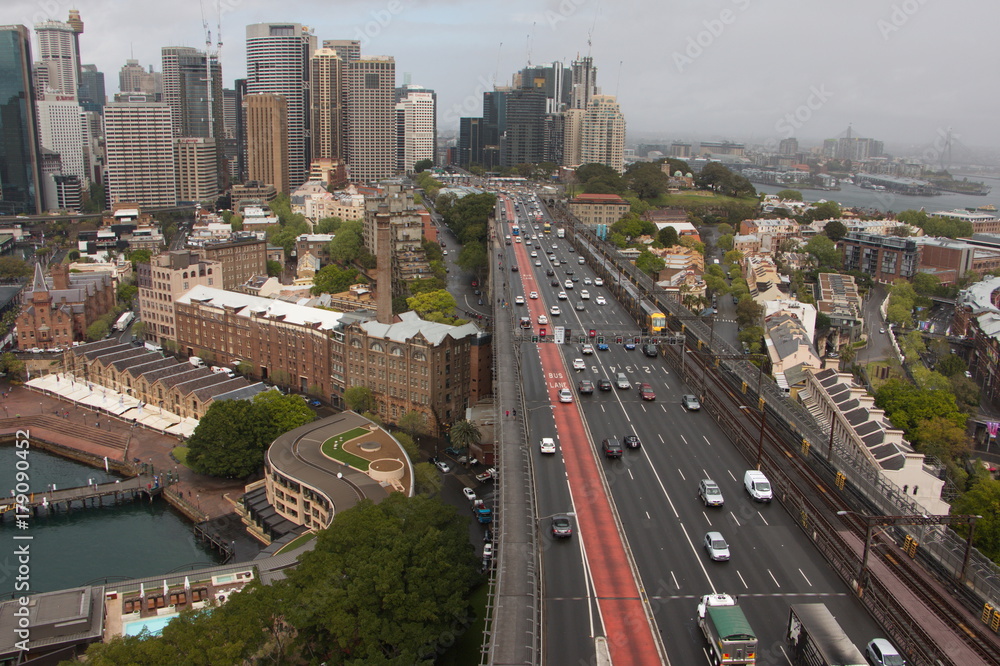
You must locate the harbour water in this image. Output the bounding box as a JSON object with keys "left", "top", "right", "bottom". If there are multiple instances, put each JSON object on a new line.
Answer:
{"left": 755, "top": 180, "right": 995, "bottom": 214}
{"left": 0, "top": 446, "right": 219, "bottom": 597}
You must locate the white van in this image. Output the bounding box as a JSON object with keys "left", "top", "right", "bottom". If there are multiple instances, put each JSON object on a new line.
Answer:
{"left": 744, "top": 470, "right": 772, "bottom": 502}
{"left": 188, "top": 356, "right": 205, "bottom": 368}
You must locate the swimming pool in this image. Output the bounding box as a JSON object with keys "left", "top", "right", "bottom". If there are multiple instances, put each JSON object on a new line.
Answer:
{"left": 123, "top": 612, "right": 179, "bottom": 636}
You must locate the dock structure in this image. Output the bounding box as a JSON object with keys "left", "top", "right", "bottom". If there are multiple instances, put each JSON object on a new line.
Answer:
{"left": 0, "top": 473, "right": 165, "bottom": 518}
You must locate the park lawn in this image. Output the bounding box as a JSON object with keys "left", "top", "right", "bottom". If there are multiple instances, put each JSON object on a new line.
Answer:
{"left": 172, "top": 446, "right": 190, "bottom": 467}
{"left": 276, "top": 531, "right": 317, "bottom": 555}
{"left": 321, "top": 428, "right": 372, "bottom": 471}
{"left": 439, "top": 582, "right": 489, "bottom": 666}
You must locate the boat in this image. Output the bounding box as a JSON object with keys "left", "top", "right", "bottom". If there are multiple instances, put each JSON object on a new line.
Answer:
{"left": 978, "top": 204, "right": 997, "bottom": 212}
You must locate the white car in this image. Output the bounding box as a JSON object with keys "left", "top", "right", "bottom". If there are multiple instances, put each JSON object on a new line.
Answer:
{"left": 558, "top": 291, "right": 568, "bottom": 300}
{"left": 462, "top": 487, "right": 477, "bottom": 502}
{"left": 515, "top": 236, "right": 522, "bottom": 243}
{"left": 582, "top": 344, "right": 594, "bottom": 355}
{"left": 564, "top": 280, "right": 574, "bottom": 289}
{"left": 596, "top": 296, "right": 607, "bottom": 305}
{"left": 552, "top": 244, "right": 558, "bottom": 249}
{"left": 580, "top": 290, "right": 590, "bottom": 300}
{"left": 540, "top": 437, "right": 557, "bottom": 454}
{"left": 594, "top": 277, "right": 604, "bottom": 286}
{"left": 436, "top": 461, "right": 451, "bottom": 474}
{"left": 538, "top": 314, "right": 549, "bottom": 324}
{"left": 483, "top": 543, "right": 494, "bottom": 559}
{"left": 529, "top": 291, "right": 539, "bottom": 299}
{"left": 535, "top": 260, "right": 542, "bottom": 266}
{"left": 558, "top": 388, "right": 573, "bottom": 403}
{"left": 550, "top": 305, "right": 561, "bottom": 316}
{"left": 530, "top": 251, "right": 538, "bottom": 258}
{"left": 573, "top": 358, "right": 586, "bottom": 370}
{"left": 552, "top": 260, "right": 560, "bottom": 266}
{"left": 583, "top": 277, "right": 592, "bottom": 285}
{"left": 515, "top": 295, "right": 525, "bottom": 305}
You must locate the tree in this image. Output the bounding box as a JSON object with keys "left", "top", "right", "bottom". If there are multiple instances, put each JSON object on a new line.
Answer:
{"left": 657, "top": 226, "right": 679, "bottom": 247}
{"left": 723, "top": 249, "right": 744, "bottom": 266}
{"left": 0, "top": 352, "right": 25, "bottom": 381}
{"left": 266, "top": 260, "right": 283, "bottom": 277}
{"left": 717, "top": 223, "right": 734, "bottom": 235}
{"left": 311, "top": 265, "right": 362, "bottom": 295}
{"left": 0, "top": 257, "right": 31, "bottom": 279}
{"left": 716, "top": 234, "right": 734, "bottom": 252}
{"left": 344, "top": 386, "right": 377, "bottom": 413}
{"left": 874, "top": 379, "right": 965, "bottom": 435}
{"left": 127, "top": 249, "right": 152, "bottom": 271}
{"left": 406, "top": 290, "right": 458, "bottom": 320}
{"left": 285, "top": 494, "right": 480, "bottom": 662}
{"left": 413, "top": 158, "right": 433, "bottom": 173}
{"left": 625, "top": 162, "right": 670, "bottom": 200}
{"left": 413, "top": 462, "right": 442, "bottom": 496}
{"left": 635, "top": 250, "right": 666, "bottom": 277}
{"left": 449, "top": 419, "right": 482, "bottom": 451}
{"left": 86, "top": 319, "right": 110, "bottom": 341}
{"left": 913, "top": 415, "right": 970, "bottom": 461}
{"left": 824, "top": 220, "right": 848, "bottom": 241}
{"left": 737, "top": 326, "right": 764, "bottom": 353}
{"left": 736, "top": 298, "right": 764, "bottom": 328}
{"left": 952, "top": 477, "right": 1000, "bottom": 561}
{"left": 117, "top": 282, "right": 138, "bottom": 305}
{"left": 67, "top": 249, "right": 80, "bottom": 261}
{"left": 187, "top": 393, "right": 314, "bottom": 478}
{"left": 575, "top": 163, "right": 623, "bottom": 194}
{"left": 804, "top": 235, "right": 841, "bottom": 270}
{"left": 327, "top": 224, "right": 363, "bottom": 264}
{"left": 803, "top": 200, "right": 841, "bottom": 223}
{"left": 936, "top": 354, "right": 967, "bottom": 378}
{"left": 397, "top": 410, "right": 427, "bottom": 440}
{"left": 314, "top": 217, "right": 343, "bottom": 234}
{"left": 776, "top": 189, "right": 803, "bottom": 201}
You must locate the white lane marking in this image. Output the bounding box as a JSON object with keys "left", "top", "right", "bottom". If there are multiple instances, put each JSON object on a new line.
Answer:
{"left": 758, "top": 511, "right": 769, "bottom": 526}
{"left": 671, "top": 571, "right": 680, "bottom": 590}
{"left": 730, "top": 513, "right": 741, "bottom": 528}
{"left": 737, "top": 570, "right": 748, "bottom": 589}
{"left": 768, "top": 569, "right": 781, "bottom": 587}
{"left": 680, "top": 435, "right": 688, "bottom": 446}
{"left": 601, "top": 404, "right": 606, "bottom": 413}
{"left": 677, "top": 468, "right": 686, "bottom": 481}
{"left": 658, "top": 433, "right": 664, "bottom": 444}
{"left": 679, "top": 522, "right": 717, "bottom": 595}
{"left": 703, "top": 511, "right": 711, "bottom": 526}
{"left": 628, "top": 469, "right": 634, "bottom": 480}
{"left": 645, "top": 511, "right": 651, "bottom": 520}
{"left": 779, "top": 646, "right": 793, "bottom": 665}
{"left": 799, "top": 569, "right": 812, "bottom": 587}
{"left": 727, "top": 470, "right": 738, "bottom": 483}
{"left": 702, "top": 435, "right": 711, "bottom": 446}
{"left": 641, "top": 404, "right": 647, "bottom": 413}
{"left": 661, "top": 404, "right": 667, "bottom": 413}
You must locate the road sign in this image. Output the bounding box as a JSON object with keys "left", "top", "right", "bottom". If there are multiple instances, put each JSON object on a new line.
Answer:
{"left": 589, "top": 329, "right": 596, "bottom": 338}
{"left": 540, "top": 328, "right": 547, "bottom": 337}
{"left": 554, "top": 326, "right": 565, "bottom": 344}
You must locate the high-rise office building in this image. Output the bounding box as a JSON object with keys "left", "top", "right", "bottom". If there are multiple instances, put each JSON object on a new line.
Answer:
{"left": 458, "top": 117, "right": 485, "bottom": 168}
{"left": 103, "top": 102, "right": 177, "bottom": 207}
{"left": 502, "top": 88, "right": 547, "bottom": 167}
{"left": 322, "top": 39, "right": 360, "bottom": 63}
{"left": 36, "top": 95, "right": 87, "bottom": 187}
{"left": 221, "top": 88, "right": 239, "bottom": 183}
{"left": 175, "top": 137, "right": 219, "bottom": 203}
{"left": 0, "top": 25, "right": 43, "bottom": 215}
{"left": 244, "top": 93, "right": 289, "bottom": 195}
{"left": 78, "top": 64, "right": 105, "bottom": 113}
{"left": 346, "top": 56, "right": 396, "bottom": 182}
{"left": 310, "top": 48, "right": 345, "bottom": 161}
{"left": 518, "top": 62, "right": 569, "bottom": 113}
{"left": 234, "top": 78, "right": 247, "bottom": 183}
{"left": 246, "top": 23, "right": 316, "bottom": 190}
{"left": 119, "top": 59, "right": 159, "bottom": 96}
{"left": 562, "top": 107, "right": 585, "bottom": 167}
{"left": 580, "top": 95, "right": 625, "bottom": 173}
{"left": 395, "top": 86, "right": 435, "bottom": 172}
{"left": 570, "top": 55, "right": 598, "bottom": 110}
{"left": 161, "top": 47, "right": 224, "bottom": 140}
{"left": 34, "top": 20, "right": 78, "bottom": 98}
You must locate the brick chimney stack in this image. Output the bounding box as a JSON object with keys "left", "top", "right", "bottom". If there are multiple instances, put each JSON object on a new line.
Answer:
{"left": 51, "top": 263, "right": 70, "bottom": 290}
{"left": 375, "top": 213, "right": 393, "bottom": 324}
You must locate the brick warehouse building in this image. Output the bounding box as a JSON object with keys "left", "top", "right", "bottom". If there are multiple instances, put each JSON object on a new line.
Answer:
{"left": 18, "top": 263, "right": 115, "bottom": 350}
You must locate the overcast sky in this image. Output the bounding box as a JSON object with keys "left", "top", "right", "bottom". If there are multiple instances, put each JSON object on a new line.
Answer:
{"left": 11, "top": 0, "right": 996, "bottom": 153}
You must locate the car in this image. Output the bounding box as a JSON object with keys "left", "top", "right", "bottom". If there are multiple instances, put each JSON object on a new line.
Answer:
{"left": 483, "top": 543, "right": 494, "bottom": 559}
{"left": 511, "top": 265, "right": 519, "bottom": 272}
{"left": 442, "top": 250, "right": 448, "bottom": 255}
{"left": 551, "top": 514, "right": 573, "bottom": 538}
{"left": 580, "top": 290, "right": 590, "bottom": 299}
{"left": 530, "top": 251, "right": 538, "bottom": 258}
{"left": 505, "top": 239, "right": 512, "bottom": 245}
{"left": 551, "top": 279, "right": 560, "bottom": 287}
{"left": 624, "top": 341, "right": 636, "bottom": 351}
{"left": 583, "top": 277, "right": 592, "bottom": 285}
{"left": 639, "top": 383, "right": 656, "bottom": 400}
{"left": 615, "top": 372, "right": 631, "bottom": 389}
{"left": 596, "top": 296, "right": 607, "bottom": 305}
{"left": 865, "top": 638, "right": 906, "bottom": 666}
{"left": 602, "top": 437, "right": 623, "bottom": 458}
{"left": 573, "top": 358, "right": 586, "bottom": 370}
{"left": 571, "top": 276, "right": 580, "bottom": 282}
{"left": 575, "top": 301, "right": 585, "bottom": 311}
{"left": 535, "top": 260, "right": 542, "bottom": 266}
{"left": 546, "top": 250, "right": 554, "bottom": 256}
{"left": 483, "top": 527, "right": 493, "bottom": 542}
{"left": 699, "top": 479, "right": 725, "bottom": 507}
{"left": 623, "top": 434, "right": 641, "bottom": 449}
{"left": 462, "top": 487, "right": 477, "bottom": 502}
{"left": 515, "top": 295, "right": 525, "bottom": 305}
{"left": 879, "top": 327, "right": 886, "bottom": 334}
{"left": 565, "top": 269, "right": 574, "bottom": 276}
{"left": 642, "top": 343, "right": 658, "bottom": 357}
{"left": 564, "top": 280, "right": 574, "bottom": 289}
{"left": 578, "top": 379, "right": 594, "bottom": 394}
{"left": 436, "top": 461, "right": 451, "bottom": 473}
{"left": 704, "top": 532, "right": 730, "bottom": 561}
{"left": 578, "top": 256, "right": 586, "bottom": 264}
{"left": 597, "top": 378, "right": 613, "bottom": 391}
{"left": 519, "top": 316, "right": 532, "bottom": 329}
{"left": 597, "top": 342, "right": 610, "bottom": 351}
{"left": 529, "top": 291, "right": 539, "bottom": 299}
{"left": 537, "top": 314, "right": 548, "bottom": 324}
{"left": 552, "top": 259, "right": 560, "bottom": 266}
{"left": 515, "top": 237, "right": 522, "bottom": 243}
{"left": 594, "top": 277, "right": 604, "bottom": 286}
{"left": 550, "top": 305, "right": 561, "bottom": 316}
{"left": 540, "top": 437, "right": 557, "bottom": 454}
{"left": 682, "top": 394, "right": 701, "bottom": 411}
{"left": 558, "top": 388, "right": 573, "bottom": 403}
{"left": 546, "top": 268, "right": 555, "bottom": 276}
{"left": 582, "top": 344, "right": 594, "bottom": 355}
{"left": 551, "top": 243, "right": 558, "bottom": 249}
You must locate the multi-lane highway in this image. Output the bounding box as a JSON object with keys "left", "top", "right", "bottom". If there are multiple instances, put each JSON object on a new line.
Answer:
{"left": 496, "top": 191, "right": 888, "bottom": 665}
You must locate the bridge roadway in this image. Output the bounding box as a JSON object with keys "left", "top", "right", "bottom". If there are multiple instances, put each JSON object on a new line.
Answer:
{"left": 499, "top": 194, "right": 890, "bottom": 665}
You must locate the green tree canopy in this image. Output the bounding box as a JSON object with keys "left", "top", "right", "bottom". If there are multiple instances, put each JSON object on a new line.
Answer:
{"left": 311, "top": 265, "right": 363, "bottom": 295}
{"left": 736, "top": 298, "right": 764, "bottom": 328}
{"left": 576, "top": 163, "right": 624, "bottom": 195}
{"left": 344, "top": 386, "right": 377, "bottom": 413}
{"left": 126, "top": 249, "right": 151, "bottom": 271}
{"left": 658, "top": 226, "right": 680, "bottom": 247}
{"left": 406, "top": 289, "right": 458, "bottom": 321}
{"left": 824, "top": 220, "right": 848, "bottom": 241}
{"left": 413, "top": 158, "right": 434, "bottom": 173}
{"left": 874, "top": 379, "right": 966, "bottom": 436}
{"left": 328, "top": 220, "right": 365, "bottom": 264}
{"left": 936, "top": 354, "right": 967, "bottom": 378}
{"left": 716, "top": 234, "right": 734, "bottom": 252}
{"left": 624, "top": 162, "right": 670, "bottom": 200}
{"left": 952, "top": 477, "right": 1000, "bottom": 561}
{"left": 449, "top": 419, "right": 482, "bottom": 450}
{"left": 0, "top": 256, "right": 31, "bottom": 279}
{"left": 314, "top": 217, "right": 344, "bottom": 234}
{"left": 804, "top": 235, "right": 841, "bottom": 270}
{"left": 86, "top": 319, "right": 109, "bottom": 341}
{"left": 266, "top": 260, "right": 283, "bottom": 277}
{"left": 775, "top": 189, "right": 803, "bottom": 201}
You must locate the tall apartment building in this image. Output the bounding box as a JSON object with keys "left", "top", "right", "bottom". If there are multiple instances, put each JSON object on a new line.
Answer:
{"left": 309, "top": 48, "right": 345, "bottom": 161}
{"left": 570, "top": 55, "right": 598, "bottom": 110}
{"left": 322, "top": 39, "right": 360, "bottom": 63}
{"left": 103, "top": 102, "right": 177, "bottom": 207}
{"left": 137, "top": 250, "right": 222, "bottom": 345}
{"left": 175, "top": 137, "right": 219, "bottom": 203}
{"left": 35, "top": 95, "right": 87, "bottom": 186}
{"left": 840, "top": 232, "right": 920, "bottom": 283}
{"left": 561, "top": 107, "right": 585, "bottom": 167}
{"left": 580, "top": 95, "right": 626, "bottom": 173}
{"left": 395, "top": 86, "right": 435, "bottom": 172}
{"left": 193, "top": 236, "right": 267, "bottom": 289}
{"left": 0, "top": 25, "right": 44, "bottom": 215}
{"left": 346, "top": 56, "right": 396, "bottom": 182}
{"left": 245, "top": 23, "right": 315, "bottom": 190}
{"left": 119, "top": 59, "right": 159, "bottom": 96}
{"left": 34, "top": 20, "right": 78, "bottom": 98}
{"left": 244, "top": 93, "right": 289, "bottom": 194}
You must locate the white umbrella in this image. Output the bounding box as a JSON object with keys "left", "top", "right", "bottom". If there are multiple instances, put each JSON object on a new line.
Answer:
{"left": 163, "top": 579, "right": 168, "bottom": 596}
{"left": 184, "top": 576, "right": 190, "bottom": 591}
{"left": 139, "top": 582, "right": 145, "bottom": 599}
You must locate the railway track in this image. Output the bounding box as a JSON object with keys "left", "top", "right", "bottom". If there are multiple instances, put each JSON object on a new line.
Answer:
{"left": 687, "top": 349, "right": 1000, "bottom": 666}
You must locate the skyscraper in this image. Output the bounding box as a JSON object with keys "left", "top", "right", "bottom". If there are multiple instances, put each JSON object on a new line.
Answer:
{"left": 103, "top": 102, "right": 176, "bottom": 207}
{"left": 310, "top": 48, "right": 345, "bottom": 161}
{"left": 562, "top": 107, "right": 585, "bottom": 167}
{"left": 246, "top": 23, "right": 316, "bottom": 190}
{"left": 161, "top": 46, "right": 223, "bottom": 140}
{"left": 175, "top": 137, "right": 218, "bottom": 203}
{"left": 0, "top": 25, "right": 43, "bottom": 215}
{"left": 36, "top": 95, "right": 87, "bottom": 186}
{"left": 244, "top": 93, "right": 289, "bottom": 195}
{"left": 34, "top": 20, "right": 78, "bottom": 98}
{"left": 570, "top": 55, "right": 598, "bottom": 110}
{"left": 78, "top": 63, "right": 105, "bottom": 113}
{"left": 346, "top": 56, "right": 396, "bottom": 182}
{"left": 518, "top": 62, "right": 569, "bottom": 113}
{"left": 501, "top": 88, "right": 547, "bottom": 167}
{"left": 322, "top": 39, "right": 360, "bottom": 63}
{"left": 580, "top": 95, "right": 625, "bottom": 173}
{"left": 119, "top": 59, "right": 159, "bottom": 96}
{"left": 395, "top": 85, "right": 435, "bottom": 172}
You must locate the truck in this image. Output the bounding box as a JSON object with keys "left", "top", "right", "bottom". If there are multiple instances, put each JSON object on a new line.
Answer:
{"left": 697, "top": 594, "right": 757, "bottom": 665}
{"left": 556, "top": 227, "right": 565, "bottom": 238}
{"left": 786, "top": 604, "right": 867, "bottom": 666}
{"left": 472, "top": 500, "right": 493, "bottom": 524}
{"left": 114, "top": 311, "right": 135, "bottom": 332}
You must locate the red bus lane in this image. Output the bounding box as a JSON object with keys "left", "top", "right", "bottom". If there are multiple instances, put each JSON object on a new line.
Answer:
{"left": 508, "top": 234, "right": 663, "bottom": 664}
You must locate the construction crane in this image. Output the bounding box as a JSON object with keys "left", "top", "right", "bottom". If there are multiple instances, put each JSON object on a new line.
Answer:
{"left": 200, "top": 0, "right": 223, "bottom": 139}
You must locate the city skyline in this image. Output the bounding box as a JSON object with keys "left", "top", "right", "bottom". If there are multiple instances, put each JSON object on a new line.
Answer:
{"left": 7, "top": 0, "right": 996, "bottom": 153}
